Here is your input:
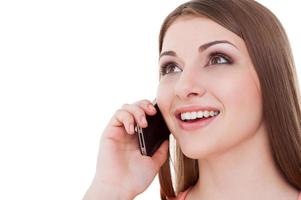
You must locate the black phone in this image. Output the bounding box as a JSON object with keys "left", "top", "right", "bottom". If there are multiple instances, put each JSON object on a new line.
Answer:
{"left": 135, "top": 103, "right": 170, "bottom": 157}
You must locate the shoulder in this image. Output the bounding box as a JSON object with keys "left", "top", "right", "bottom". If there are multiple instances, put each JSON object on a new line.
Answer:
{"left": 167, "top": 187, "right": 192, "bottom": 200}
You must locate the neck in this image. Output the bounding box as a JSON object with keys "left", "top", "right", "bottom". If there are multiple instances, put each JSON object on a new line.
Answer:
{"left": 189, "top": 123, "right": 299, "bottom": 200}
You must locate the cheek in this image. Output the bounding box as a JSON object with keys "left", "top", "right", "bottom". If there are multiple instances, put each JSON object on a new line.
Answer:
{"left": 212, "top": 70, "right": 263, "bottom": 150}
{"left": 221, "top": 70, "right": 262, "bottom": 123}
{"left": 156, "top": 78, "right": 176, "bottom": 131}
{"left": 156, "top": 78, "right": 172, "bottom": 108}
{"left": 205, "top": 63, "right": 262, "bottom": 121}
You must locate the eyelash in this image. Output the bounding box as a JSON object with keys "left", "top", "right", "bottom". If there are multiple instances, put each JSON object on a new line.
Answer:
{"left": 160, "top": 51, "right": 233, "bottom": 76}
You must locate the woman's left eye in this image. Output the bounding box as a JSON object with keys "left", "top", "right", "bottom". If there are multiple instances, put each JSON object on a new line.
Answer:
{"left": 208, "top": 52, "right": 233, "bottom": 66}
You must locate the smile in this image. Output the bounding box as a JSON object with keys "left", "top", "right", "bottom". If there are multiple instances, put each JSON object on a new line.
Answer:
{"left": 176, "top": 111, "right": 220, "bottom": 131}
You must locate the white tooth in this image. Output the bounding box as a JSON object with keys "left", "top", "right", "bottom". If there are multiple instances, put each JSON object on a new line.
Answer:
{"left": 181, "top": 110, "right": 219, "bottom": 121}
{"left": 204, "top": 111, "right": 209, "bottom": 117}
{"left": 181, "top": 113, "right": 186, "bottom": 121}
{"left": 197, "top": 111, "right": 204, "bottom": 118}
{"left": 182, "top": 113, "right": 187, "bottom": 120}
{"left": 191, "top": 112, "right": 197, "bottom": 119}
{"left": 187, "top": 112, "right": 193, "bottom": 120}
{"left": 185, "top": 112, "right": 191, "bottom": 120}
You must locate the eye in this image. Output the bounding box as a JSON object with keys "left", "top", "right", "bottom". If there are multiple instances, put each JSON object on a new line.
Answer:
{"left": 160, "top": 62, "right": 182, "bottom": 76}
{"left": 208, "top": 51, "right": 233, "bottom": 66}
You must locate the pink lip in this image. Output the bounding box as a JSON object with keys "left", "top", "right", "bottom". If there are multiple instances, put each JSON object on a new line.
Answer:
{"left": 176, "top": 114, "right": 219, "bottom": 131}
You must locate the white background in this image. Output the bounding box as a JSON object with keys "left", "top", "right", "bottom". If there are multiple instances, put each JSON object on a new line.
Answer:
{"left": 0, "top": 1, "right": 300, "bottom": 199}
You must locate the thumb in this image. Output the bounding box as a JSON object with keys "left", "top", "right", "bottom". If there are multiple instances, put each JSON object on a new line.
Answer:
{"left": 151, "top": 140, "right": 169, "bottom": 169}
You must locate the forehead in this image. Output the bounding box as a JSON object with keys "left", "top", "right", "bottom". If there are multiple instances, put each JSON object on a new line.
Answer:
{"left": 161, "top": 15, "right": 245, "bottom": 53}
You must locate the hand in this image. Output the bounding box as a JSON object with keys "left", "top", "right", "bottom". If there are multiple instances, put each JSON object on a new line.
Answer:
{"left": 86, "top": 99, "right": 169, "bottom": 199}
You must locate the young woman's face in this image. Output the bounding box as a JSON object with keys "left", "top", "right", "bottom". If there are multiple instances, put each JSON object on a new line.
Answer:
{"left": 156, "top": 16, "right": 264, "bottom": 159}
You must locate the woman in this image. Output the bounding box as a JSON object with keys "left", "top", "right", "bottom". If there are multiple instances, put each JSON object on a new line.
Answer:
{"left": 84, "top": 0, "right": 301, "bottom": 199}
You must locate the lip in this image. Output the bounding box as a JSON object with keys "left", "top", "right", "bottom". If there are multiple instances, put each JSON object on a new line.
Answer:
{"left": 174, "top": 105, "right": 220, "bottom": 131}
{"left": 176, "top": 112, "right": 220, "bottom": 131}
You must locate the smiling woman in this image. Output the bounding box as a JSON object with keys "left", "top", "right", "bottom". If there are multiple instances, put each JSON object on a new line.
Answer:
{"left": 156, "top": 1, "right": 301, "bottom": 200}
{"left": 83, "top": 0, "right": 301, "bottom": 200}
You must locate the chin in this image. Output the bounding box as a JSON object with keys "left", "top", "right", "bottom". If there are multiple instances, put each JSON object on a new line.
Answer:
{"left": 181, "top": 150, "right": 202, "bottom": 160}
{"left": 178, "top": 136, "right": 230, "bottom": 160}
{"left": 179, "top": 141, "right": 213, "bottom": 160}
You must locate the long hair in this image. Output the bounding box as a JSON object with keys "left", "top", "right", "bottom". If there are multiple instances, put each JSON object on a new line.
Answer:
{"left": 157, "top": 0, "right": 301, "bottom": 199}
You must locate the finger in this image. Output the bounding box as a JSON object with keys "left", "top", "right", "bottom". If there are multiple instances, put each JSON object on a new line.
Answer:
{"left": 121, "top": 103, "right": 148, "bottom": 128}
{"left": 134, "top": 99, "right": 157, "bottom": 116}
{"left": 110, "top": 109, "right": 135, "bottom": 134}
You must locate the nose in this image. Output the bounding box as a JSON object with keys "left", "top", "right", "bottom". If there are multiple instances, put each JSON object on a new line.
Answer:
{"left": 174, "top": 68, "right": 206, "bottom": 100}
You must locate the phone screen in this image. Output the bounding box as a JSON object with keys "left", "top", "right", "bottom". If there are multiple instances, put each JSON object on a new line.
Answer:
{"left": 135, "top": 103, "right": 170, "bottom": 156}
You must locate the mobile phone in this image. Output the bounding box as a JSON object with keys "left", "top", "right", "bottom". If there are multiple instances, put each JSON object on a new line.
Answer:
{"left": 135, "top": 103, "right": 170, "bottom": 157}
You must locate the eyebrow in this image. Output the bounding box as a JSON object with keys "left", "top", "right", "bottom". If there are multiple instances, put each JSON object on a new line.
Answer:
{"left": 159, "top": 40, "right": 237, "bottom": 59}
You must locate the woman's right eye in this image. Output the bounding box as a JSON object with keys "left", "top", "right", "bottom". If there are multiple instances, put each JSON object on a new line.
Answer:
{"left": 160, "top": 62, "right": 182, "bottom": 76}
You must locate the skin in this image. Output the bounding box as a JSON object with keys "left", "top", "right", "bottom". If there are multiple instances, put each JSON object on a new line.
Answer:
{"left": 83, "top": 99, "right": 169, "bottom": 200}
{"left": 83, "top": 14, "right": 299, "bottom": 200}
{"left": 156, "top": 15, "right": 299, "bottom": 200}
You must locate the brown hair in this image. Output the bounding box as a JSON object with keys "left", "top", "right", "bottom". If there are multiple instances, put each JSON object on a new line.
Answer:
{"left": 157, "top": 0, "right": 301, "bottom": 199}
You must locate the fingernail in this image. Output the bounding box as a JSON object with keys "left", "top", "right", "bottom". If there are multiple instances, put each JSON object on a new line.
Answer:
{"left": 148, "top": 104, "right": 156, "bottom": 112}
